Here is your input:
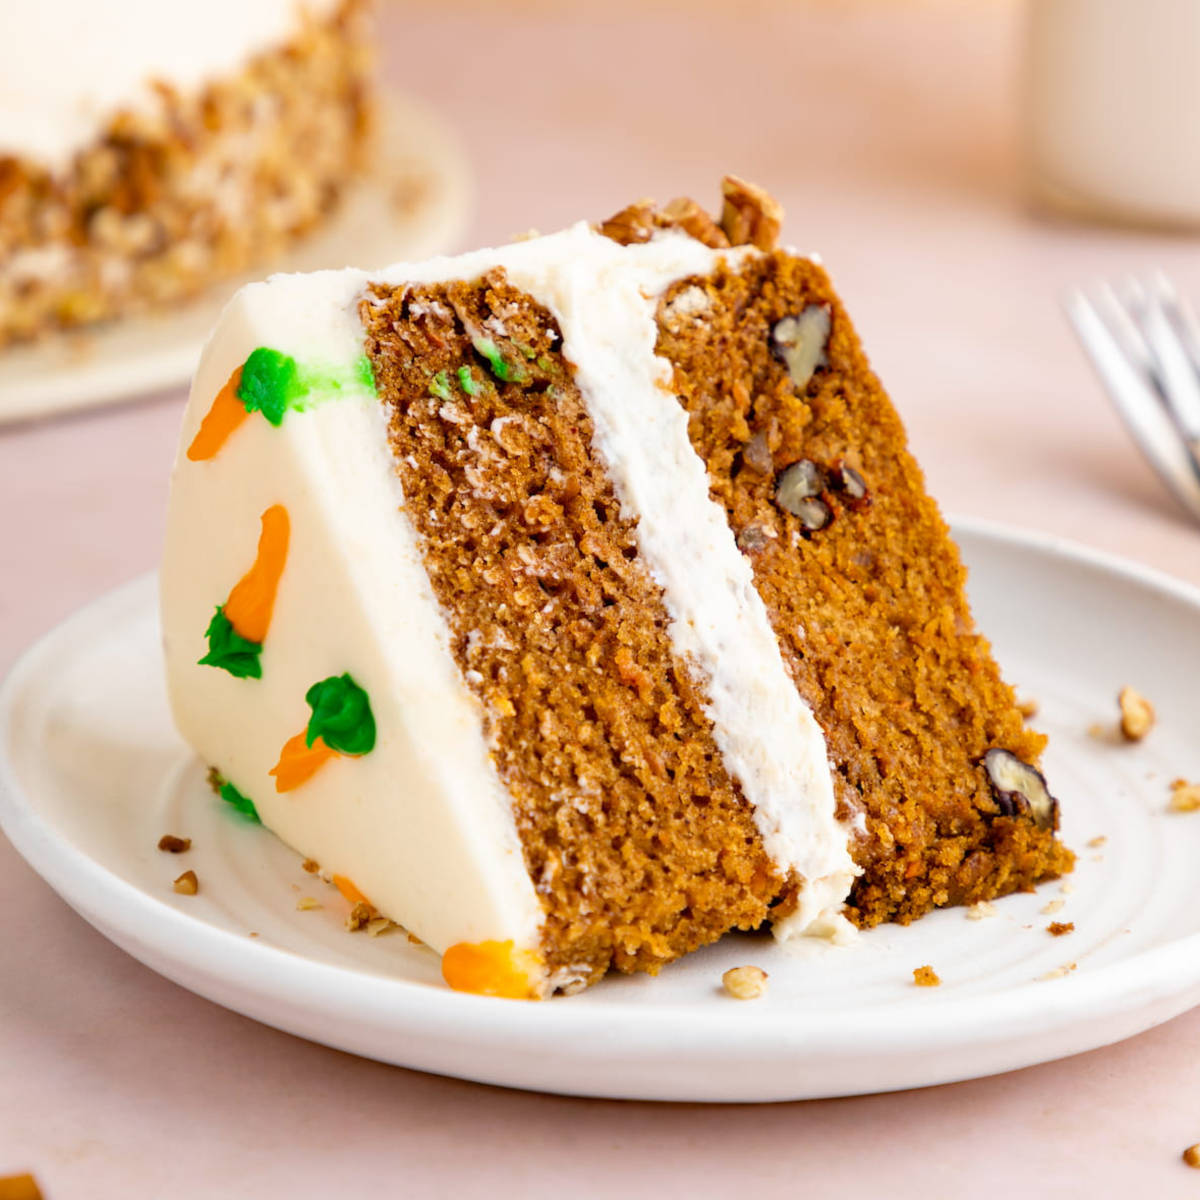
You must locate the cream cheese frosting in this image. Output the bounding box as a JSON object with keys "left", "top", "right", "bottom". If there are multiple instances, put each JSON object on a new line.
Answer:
{"left": 0, "top": 0, "right": 341, "bottom": 172}
{"left": 162, "top": 223, "right": 859, "bottom": 991}
{"left": 162, "top": 275, "right": 547, "bottom": 975}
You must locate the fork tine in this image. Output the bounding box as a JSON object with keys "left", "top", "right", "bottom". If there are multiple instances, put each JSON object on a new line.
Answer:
{"left": 1064, "top": 288, "right": 1200, "bottom": 523}
{"left": 1094, "top": 281, "right": 1160, "bottom": 388}
{"left": 1152, "top": 269, "right": 1200, "bottom": 387}
{"left": 1139, "top": 273, "right": 1200, "bottom": 442}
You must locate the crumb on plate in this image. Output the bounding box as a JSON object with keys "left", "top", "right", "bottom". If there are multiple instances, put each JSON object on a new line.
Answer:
{"left": 722, "top": 965, "right": 769, "bottom": 999}
{"left": 172, "top": 869, "right": 198, "bottom": 896}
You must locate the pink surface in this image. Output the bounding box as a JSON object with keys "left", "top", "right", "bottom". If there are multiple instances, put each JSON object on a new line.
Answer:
{"left": 4, "top": 1, "right": 1200, "bottom": 1193}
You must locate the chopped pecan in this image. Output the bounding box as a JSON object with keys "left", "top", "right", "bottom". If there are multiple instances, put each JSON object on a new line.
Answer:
{"left": 660, "top": 196, "right": 730, "bottom": 248}
{"left": 720, "top": 175, "right": 783, "bottom": 250}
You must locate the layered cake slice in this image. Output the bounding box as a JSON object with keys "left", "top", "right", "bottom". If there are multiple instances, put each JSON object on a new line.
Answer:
{"left": 162, "top": 177, "right": 1073, "bottom": 998}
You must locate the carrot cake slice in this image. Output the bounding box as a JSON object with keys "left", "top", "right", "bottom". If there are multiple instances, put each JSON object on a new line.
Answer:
{"left": 0, "top": 0, "right": 373, "bottom": 347}
{"left": 161, "top": 177, "right": 1073, "bottom": 998}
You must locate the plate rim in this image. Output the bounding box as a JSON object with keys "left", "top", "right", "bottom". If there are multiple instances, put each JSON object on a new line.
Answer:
{"left": 4, "top": 515, "right": 1200, "bottom": 1098}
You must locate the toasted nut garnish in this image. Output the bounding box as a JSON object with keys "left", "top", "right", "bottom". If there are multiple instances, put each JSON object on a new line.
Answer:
{"left": 660, "top": 195, "right": 730, "bottom": 249}
{"left": 720, "top": 175, "right": 783, "bottom": 250}
{"left": 1169, "top": 780, "right": 1200, "bottom": 812}
{"left": 771, "top": 306, "right": 832, "bottom": 390}
{"left": 366, "top": 917, "right": 397, "bottom": 938}
{"left": 345, "top": 901, "right": 373, "bottom": 932}
{"left": 597, "top": 199, "right": 658, "bottom": 245}
{"left": 157, "top": 834, "right": 191, "bottom": 853}
{"left": 982, "top": 748, "right": 1058, "bottom": 830}
{"left": 722, "top": 965, "right": 768, "bottom": 999}
{"left": 173, "top": 870, "right": 198, "bottom": 896}
{"left": 1118, "top": 686, "right": 1155, "bottom": 741}
{"left": 296, "top": 896, "right": 322, "bottom": 911}
{"left": 1184, "top": 1145, "right": 1200, "bottom": 1169}
{"left": 912, "top": 965, "right": 941, "bottom": 987}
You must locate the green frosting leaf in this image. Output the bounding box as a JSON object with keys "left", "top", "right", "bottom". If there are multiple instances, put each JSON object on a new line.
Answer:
{"left": 219, "top": 780, "right": 261, "bottom": 823}
{"left": 429, "top": 370, "right": 452, "bottom": 400}
{"left": 355, "top": 354, "right": 377, "bottom": 391}
{"left": 304, "top": 673, "right": 376, "bottom": 756}
{"left": 237, "top": 347, "right": 304, "bottom": 426}
{"left": 197, "top": 607, "right": 263, "bottom": 679}
{"left": 472, "top": 336, "right": 512, "bottom": 382}
{"left": 457, "top": 365, "right": 480, "bottom": 396}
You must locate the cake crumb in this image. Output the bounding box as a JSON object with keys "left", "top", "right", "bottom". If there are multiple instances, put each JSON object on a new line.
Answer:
{"left": 1169, "top": 780, "right": 1200, "bottom": 812}
{"left": 1060, "top": 881, "right": 1075, "bottom": 895}
{"left": 157, "top": 834, "right": 191, "bottom": 853}
{"left": 1047, "top": 921, "right": 1075, "bottom": 937}
{"left": 248, "top": 932, "right": 259, "bottom": 938}
{"left": 912, "top": 965, "right": 941, "bottom": 987}
{"left": 966, "top": 901, "right": 996, "bottom": 920}
{"left": 1016, "top": 696, "right": 1039, "bottom": 719}
{"left": 345, "top": 901, "right": 373, "bottom": 932}
{"left": 1183, "top": 1145, "right": 1200, "bottom": 1169}
{"left": 301, "top": 858, "right": 320, "bottom": 874}
{"left": 1040, "top": 962, "right": 1077, "bottom": 981}
{"left": 407, "top": 932, "right": 424, "bottom": 946}
{"left": 1087, "top": 835, "right": 1107, "bottom": 849}
{"left": 723, "top": 965, "right": 768, "bottom": 999}
{"left": 1041, "top": 898, "right": 1066, "bottom": 915}
{"left": 366, "top": 917, "right": 397, "bottom": 938}
{"left": 296, "top": 896, "right": 322, "bottom": 911}
{"left": 173, "top": 870, "right": 198, "bottom": 896}
{"left": 0, "top": 1173, "right": 43, "bottom": 1200}
{"left": 1118, "top": 686, "right": 1155, "bottom": 741}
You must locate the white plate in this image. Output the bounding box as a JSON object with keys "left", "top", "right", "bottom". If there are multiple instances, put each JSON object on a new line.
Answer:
{"left": 0, "top": 90, "right": 471, "bottom": 425}
{"left": 2, "top": 519, "right": 1200, "bottom": 1103}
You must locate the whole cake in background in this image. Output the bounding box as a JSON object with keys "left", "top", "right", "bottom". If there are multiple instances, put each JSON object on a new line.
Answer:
{"left": 0, "top": 0, "right": 372, "bottom": 348}
{"left": 161, "top": 176, "right": 1074, "bottom": 999}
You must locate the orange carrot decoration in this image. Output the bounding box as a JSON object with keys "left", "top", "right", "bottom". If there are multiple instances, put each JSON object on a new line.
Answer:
{"left": 223, "top": 504, "right": 290, "bottom": 644}
{"left": 269, "top": 732, "right": 338, "bottom": 793}
{"left": 269, "top": 674, "right": 376, "bottom": 794}
{"left": 331, "top": 875, "right": 371, "bottom": 907}
{"left": 197, "top": 503, "right": 290, "bottom": 679}
{"left": 187, "top": 365, "right": 247, "bottom": 462}
{"left": 441, "top": 941, "right": 542, "bottom": 1000}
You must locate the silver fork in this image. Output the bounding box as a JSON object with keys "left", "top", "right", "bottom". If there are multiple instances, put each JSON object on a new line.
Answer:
{"left": 1065, "top": 271, "right": 1200, "bottom": 524}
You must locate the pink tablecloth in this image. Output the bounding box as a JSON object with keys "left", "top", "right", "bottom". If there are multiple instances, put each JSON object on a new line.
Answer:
{"left": 4, "top": 1, "right": 1200, "bottom": 1194}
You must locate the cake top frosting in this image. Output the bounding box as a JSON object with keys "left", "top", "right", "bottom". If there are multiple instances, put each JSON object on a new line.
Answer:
{"left": 0, "top": 0, "right": 342, "bottom": 172}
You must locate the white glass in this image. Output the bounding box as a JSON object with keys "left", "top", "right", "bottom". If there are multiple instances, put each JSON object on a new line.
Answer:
{"left": 1025, "top": 0, "right": 1200, "bottom": 228}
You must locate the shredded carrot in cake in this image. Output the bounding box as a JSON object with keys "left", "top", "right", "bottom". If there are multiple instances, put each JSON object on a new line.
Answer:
{"left": 187, "top": 366, "right": 247, "bottom": 461}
